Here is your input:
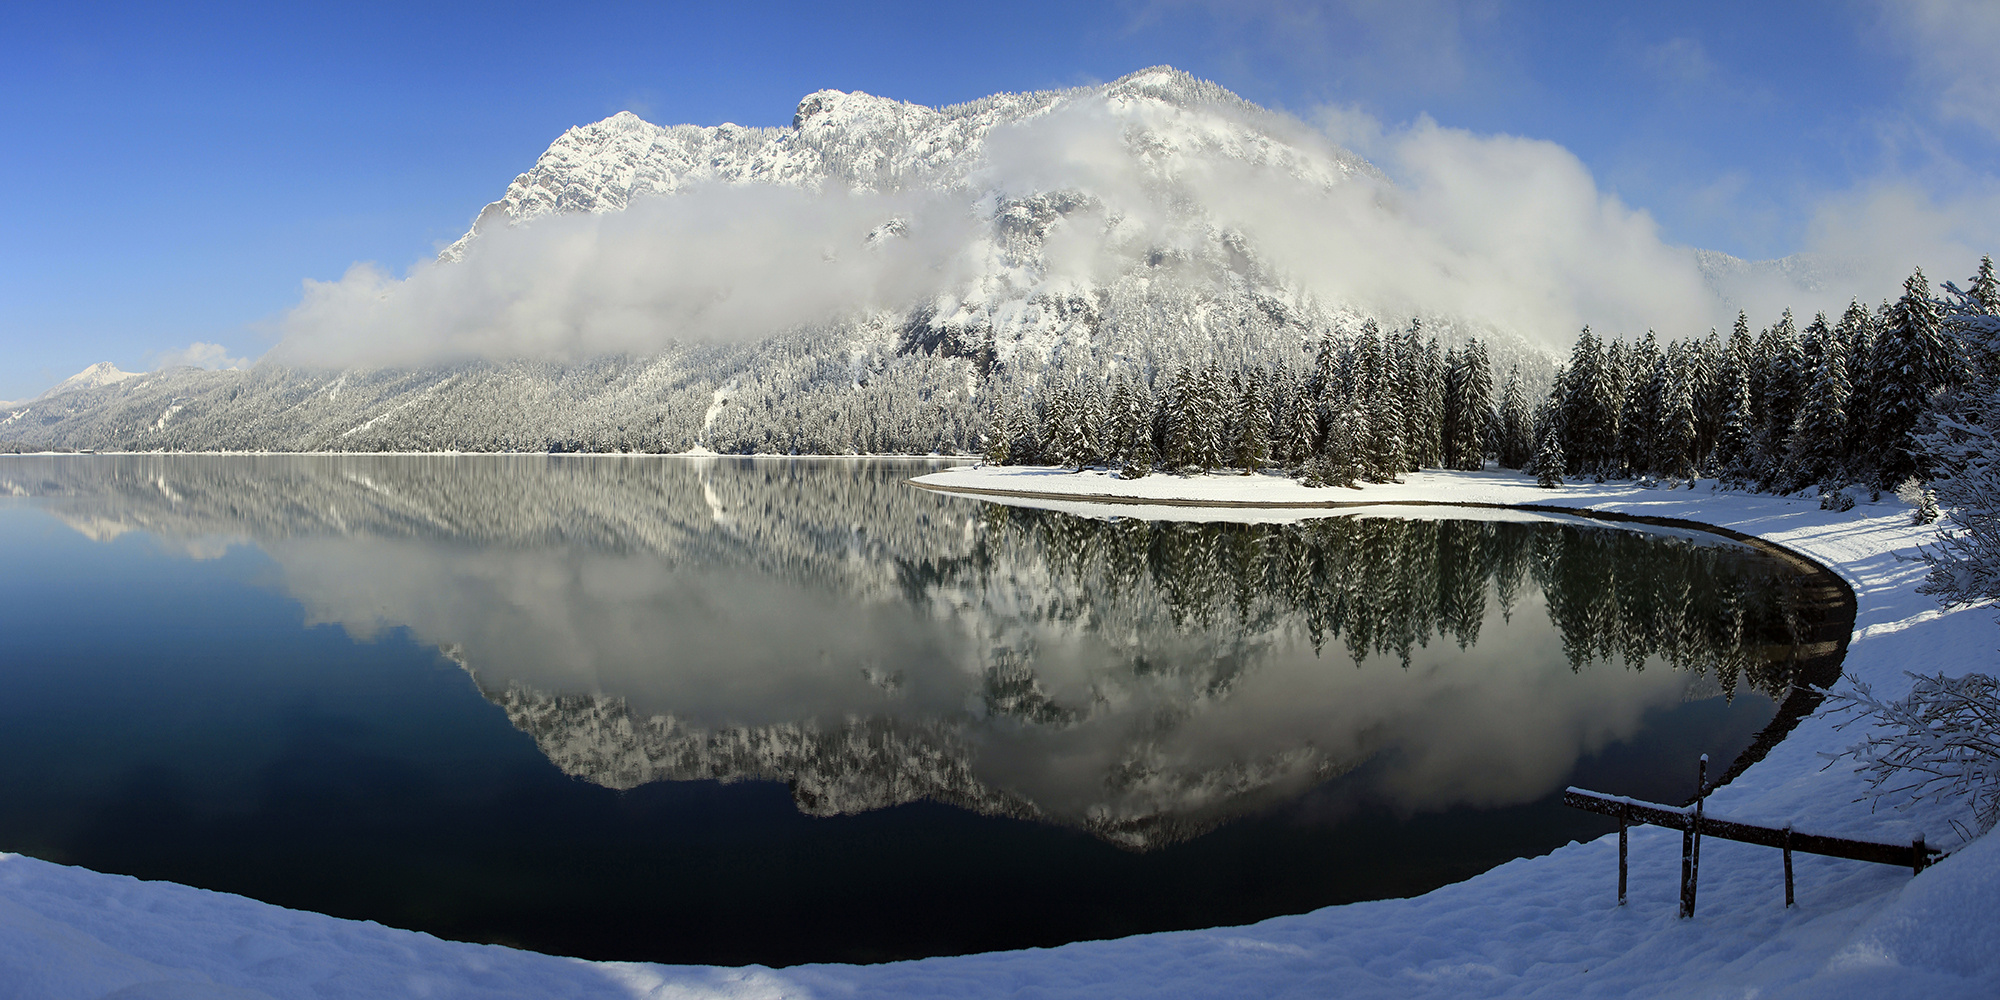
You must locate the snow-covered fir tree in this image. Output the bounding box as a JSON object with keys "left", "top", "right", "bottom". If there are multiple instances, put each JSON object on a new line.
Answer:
{"left": 1497, "top": 365, "right": 1534, "bottom": 469}
{"left": 1865, "top": 268, "right": 1959, "bottom": 489}
{"left": 1783, "top": 313, "right": 1851, "bottom": 491}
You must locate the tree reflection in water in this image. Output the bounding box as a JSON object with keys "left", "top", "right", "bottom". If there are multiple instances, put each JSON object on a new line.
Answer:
{"left": 0, "top": 456, "right": 1833, "bottom": 852}
{"left": 971, "top": 506, "right": 1808, "bottom": 702}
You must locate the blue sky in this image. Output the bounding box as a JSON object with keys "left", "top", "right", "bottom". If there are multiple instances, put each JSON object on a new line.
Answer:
{"left": 3, "top": 0, "right": 1996, "bottom": 400}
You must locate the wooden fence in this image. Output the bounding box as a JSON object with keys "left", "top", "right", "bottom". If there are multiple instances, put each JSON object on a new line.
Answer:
{"left": 1563, "top": 756, "right": 1944, "bottom": 915}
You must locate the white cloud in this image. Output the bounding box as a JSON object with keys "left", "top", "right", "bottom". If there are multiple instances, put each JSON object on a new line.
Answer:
{"left": 152, "top": 341, "right": 252, "bottom": 371}
{"left": 274, "top": 185, "right": 979, "bottom": 369}
{"left": 1884, "top": 0, "right": 2000, "bottom": 140}
{"left": 1804, "top": 180, "right": 2000, "bottom": 294}
{"left": 271, "top": 84, "right": 1998, "bottom": 371}
{"left": 1292, "top": 111, "right": 1714, "bottom": 337}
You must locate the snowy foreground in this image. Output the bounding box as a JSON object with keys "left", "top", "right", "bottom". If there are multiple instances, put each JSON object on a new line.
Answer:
{"left": 6, "top": 466, "right": 1999, "bottom": 999}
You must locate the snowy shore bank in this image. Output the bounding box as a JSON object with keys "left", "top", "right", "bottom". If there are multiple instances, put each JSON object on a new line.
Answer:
{"left": 4, "top": 466, "right": 1997, "bottom": 999}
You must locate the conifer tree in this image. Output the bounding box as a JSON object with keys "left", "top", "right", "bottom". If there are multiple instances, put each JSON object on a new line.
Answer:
{"left": 1280, "top": 363, "right": 1320, "bottom": 467}
{"left": 1785, "top": 313, "right": 1850, "bottom": 490}
{"left": 1105, "top": 375, "right": 1138, "bottom": 464}
{"left": 1655, "top": 343, "right": 1698, "bottom": 482}
{"left": 1366, "top": 333, "right": 1407, "bottom": 481}
{"left": 1535, "top": 425, "right": 1566, "bottom": 488}
{"left": 1970, "top": 254, "right": 1999, "bottom": 316}
{"left": 1712, "top": 320, "right": 1756, "bottom": 479}
{"left": 1621, "top": 332, "right": 1662, "bottom": 476}
{"left": 1396, "top": 324, "right": 1426, "bottom": 472}
{"left": 1041, "top": 375, "right": 1098, "bottom": 471}
{"left": 1606, "top": 338, "right": 1631, "bottom": 467}
{"left": 1233, "top": 366, "right": 1272, "bottom": 474}
{"left": 984, "top": 400, "right": 1017, "bottom": 465}
{"left": 1866, "top": 268, "right": 1958, "bottom": 488}
{"left": 1416, "top": 336, "right": 1446, "bottom": 467}
{"left": 1558, "top": 327, "right": 1616, "bottom": 478}
{"left": 1164, "top": 364, "right": 1199, "bottom": 471}
{"left": 1449, "top": 339, "right": 1492, "bottom": 470}
{"left": 1833, "top": 300, "right": 1876, "bottom": 479}
{"left": 1498, "top": 365, "right": 1534, "bottom": 469}
{"left": 1691, "top": 329, "right": 1726, "bottom": 468}
{"left": 1124, "top": 424, "right": 1156, "bottom": 479}
{"left": 1441, "top": 345, "right": 1465, "bottom": 469}
{"left": 1750, "top": 310, "right": 1803, "bottom": 482}
{"left": 1195, "top": 361, "right": 1231, "bottom": 471}
{"left": 1320, "top": 404, "right": 1366, "bottom": 487}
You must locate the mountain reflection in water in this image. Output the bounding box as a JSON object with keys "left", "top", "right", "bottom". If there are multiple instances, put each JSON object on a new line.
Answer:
{"left": 2, "top": 455, "right": 1820, "bottom": 853}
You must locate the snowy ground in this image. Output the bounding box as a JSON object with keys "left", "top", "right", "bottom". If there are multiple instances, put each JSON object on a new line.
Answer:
{"left": 5, "top": 465, "right": 1998, "bottom": 999}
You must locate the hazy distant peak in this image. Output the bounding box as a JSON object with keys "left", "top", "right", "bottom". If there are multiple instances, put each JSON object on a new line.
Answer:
{"left": 1692, "top": 248, "right": 1844, "bottom": 291}
{"left": 1689, "top": 248, "right": 1873, "bottom": 322}
{"left": 39, "top": 362, "right": 140, "bottom": 400}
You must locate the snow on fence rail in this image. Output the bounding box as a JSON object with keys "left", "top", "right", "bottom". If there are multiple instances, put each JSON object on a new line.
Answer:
{"left": 1565, "top": 756, "right": 1945, "bottom": 916}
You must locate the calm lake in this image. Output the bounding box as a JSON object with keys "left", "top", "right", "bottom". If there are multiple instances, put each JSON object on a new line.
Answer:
{"left": 0, "top": 456, "right": 1847, "bottom": 966}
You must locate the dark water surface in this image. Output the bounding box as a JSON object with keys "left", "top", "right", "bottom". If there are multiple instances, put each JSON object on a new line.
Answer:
{"left": 0, "top": 456, "right": 1845, "bottom": 966}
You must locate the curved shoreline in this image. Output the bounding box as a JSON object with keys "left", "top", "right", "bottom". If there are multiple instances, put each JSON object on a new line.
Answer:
{"left": 910, "top": 472, "right": 1859, "bottom": 801}
{"left": 1, "top": 458, "right": 1988, "bottom": 998}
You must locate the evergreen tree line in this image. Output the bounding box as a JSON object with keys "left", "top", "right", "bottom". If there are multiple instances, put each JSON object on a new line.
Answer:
{"left": 984, "top": 320, "right": 1535, "bottom": 487}
{"left": 982, "top": 257, "right": 2000, "bottom": 508}
{"left": 1537, "top": 258, "right": 1997, "bottom": 496}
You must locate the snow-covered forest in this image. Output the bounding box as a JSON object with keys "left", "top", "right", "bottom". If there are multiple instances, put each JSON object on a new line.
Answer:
{"left": 993, "top": 258, "right": 2000, "bottom": 505}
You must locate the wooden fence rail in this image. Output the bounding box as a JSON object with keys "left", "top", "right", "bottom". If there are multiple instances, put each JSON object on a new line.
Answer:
{"left": 1563, "top": 756, "right": 1944, "bottom": 915}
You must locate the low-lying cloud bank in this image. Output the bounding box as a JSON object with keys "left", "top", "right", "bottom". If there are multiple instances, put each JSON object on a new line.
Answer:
{"left": 269, "top": 90, "right": 1999, "bottom": 371}
{"left": 273, "top": 186, "right": 978, "bottom": 369}
{"left": 151, "top": 341, "right": 251, "bottom": 371}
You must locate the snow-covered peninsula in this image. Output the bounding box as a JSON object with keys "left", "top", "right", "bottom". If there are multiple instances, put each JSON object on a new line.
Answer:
{"left": 4, "top": 466, "right": 1995, "bottom": 999}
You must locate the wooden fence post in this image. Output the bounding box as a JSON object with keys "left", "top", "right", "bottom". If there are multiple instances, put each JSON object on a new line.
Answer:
{"left": 1618, "top": 803, "right": 1629, "bottom": 906}
{"left": 1687, "top": 755, "right": 1707, "bottom": 917}
{"left": 1783, "top": 826, "right": 1794, "bottom": 908}
{"left": 1680, "top": 820, "right": 1693, "bottom": 918}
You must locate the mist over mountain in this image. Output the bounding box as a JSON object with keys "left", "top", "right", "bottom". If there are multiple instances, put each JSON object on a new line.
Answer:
{"left": 0, "top": 67, "right": 1858, "bottom": 454}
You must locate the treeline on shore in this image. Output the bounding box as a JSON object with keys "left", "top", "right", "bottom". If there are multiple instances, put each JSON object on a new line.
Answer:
{"left": 987, "top": 258, "right": 2000, "bottom": 510}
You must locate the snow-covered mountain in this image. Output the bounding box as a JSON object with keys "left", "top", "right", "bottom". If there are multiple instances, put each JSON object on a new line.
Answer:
{"left": 442, "top": 68, "right": 1375, "bottom": 260}
{"left": 41, "top": 361, "right": 141, "bottom": 397}
{"left": 0, "top": 362, "right": 140, "bottom": 421}
{"left": 0, "top": 68, "right": 1549, "bottom": 454}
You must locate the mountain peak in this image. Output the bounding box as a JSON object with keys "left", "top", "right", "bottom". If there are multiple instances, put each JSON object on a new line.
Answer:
{"left": 40, "top": 362, "right": 140, "bottom": 400}
{"left": 1102, "top": 65, "right": 1251, "bottom": 111}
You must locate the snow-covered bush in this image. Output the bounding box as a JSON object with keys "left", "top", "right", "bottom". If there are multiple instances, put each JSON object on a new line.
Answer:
{"left": 1820, "top": 483, "right": 1856, "bottom": 511}
{"left": 1827, "top": 671, "right": 2000, "bottom": 837}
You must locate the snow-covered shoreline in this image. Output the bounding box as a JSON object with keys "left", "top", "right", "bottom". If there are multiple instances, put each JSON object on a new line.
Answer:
{"left": 5, "top": 465, "right": 1997, "bottom": 998}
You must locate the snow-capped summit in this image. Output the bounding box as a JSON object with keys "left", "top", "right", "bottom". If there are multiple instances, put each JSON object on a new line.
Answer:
{"left": 440, "top": 66, "right": 1375, "bottom": 262}
{"left": 37, "top": 362, "right": 140, "bottom": 400}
